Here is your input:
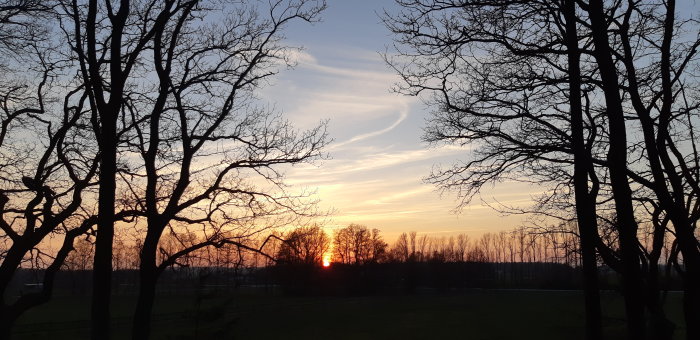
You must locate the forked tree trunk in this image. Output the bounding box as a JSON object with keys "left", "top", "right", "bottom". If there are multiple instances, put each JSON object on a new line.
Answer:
{"left": 88, "top": 0, "right": 130, "bottom": 337}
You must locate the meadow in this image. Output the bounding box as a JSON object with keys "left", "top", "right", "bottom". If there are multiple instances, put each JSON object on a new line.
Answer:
{"left": 11, "top": 289, "right": 685, "bottom": 339}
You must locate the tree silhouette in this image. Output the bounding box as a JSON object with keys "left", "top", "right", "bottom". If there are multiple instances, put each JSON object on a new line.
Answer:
{"left": 277, "top": 226, "right": 330, "bottom": 265}
{"left": 55, "top": 0, "right": 156, "bottom": 335}
{"left": 585, "top": 1, "right": 700, "bottom": 338}
{"left": 384, "top": 1, "right": 700, "bottom": 338}
{"left": 0, "top": 2, "right": 104, "bottom": 337}
{"left": 85, "top": 1, "right": 328, "bottom": 338}
{"left": 332, "top": 224, "right": 387, "bottom": 265}
{"left": 2, "top": 1, "right": 327, "bottom": 338}
{"left": 383, "top": 1, "right": 606, "bottom": 337}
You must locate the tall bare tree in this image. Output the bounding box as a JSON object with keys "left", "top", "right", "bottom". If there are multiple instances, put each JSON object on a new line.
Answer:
{"left": 584, "top": 1, "right": 700, "bottom": 338}
{"left": 383, "top": 1, "right": 609, "bottom": 338}
{"left": 0, "top": 1, "right": 102, "bottom": 337}
{"left": 53, "top": 1, "right": 326, "bottom": 338}
{"left": 385, "top": 1, "right": 700, "bottom": 338}
{"left": 57, "top": 0, "right": 150, "bottom": 336}
{"left": 100, "top": 1, "right": 326, "bottom": 338}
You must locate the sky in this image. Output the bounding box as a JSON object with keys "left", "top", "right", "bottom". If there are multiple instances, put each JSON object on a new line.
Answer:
{"left": 260, "top": 0, "right": 551, "bottom": 241}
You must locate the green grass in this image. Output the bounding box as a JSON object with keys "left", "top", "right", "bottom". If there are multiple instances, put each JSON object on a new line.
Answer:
{"left": 11, "top": 290, "right": 685, "bottom": 339}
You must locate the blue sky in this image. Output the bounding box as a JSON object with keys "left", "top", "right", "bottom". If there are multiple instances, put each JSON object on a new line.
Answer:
{"left": 260, "top": 0, "right": 566, "bottom": 240}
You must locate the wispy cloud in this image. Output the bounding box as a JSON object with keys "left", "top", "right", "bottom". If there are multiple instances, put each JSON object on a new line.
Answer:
{"left": 267, "top": 48, "right": 541, "bottom": 240}
{"left": 314, "top": 145, "right": 465, "bottom": 176}
{"left": 290, "top": 50, "right": 397, "bottom": 83}
{"left": 365, "top": 186, "right": 433, "bottom": 205}
{"left": 330, "top": 104, "right": 409, "bottom": 150}
{"left": 267, "top": 49, "right": 416, "bottom": 133}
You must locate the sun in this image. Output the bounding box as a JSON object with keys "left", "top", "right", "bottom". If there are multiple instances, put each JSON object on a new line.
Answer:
{"left": 322, "top": 254, "right": 331, "bottom": 268}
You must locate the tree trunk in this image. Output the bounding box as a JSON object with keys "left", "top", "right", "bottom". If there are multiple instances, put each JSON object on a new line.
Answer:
{"left": 618, "top": 234, "right": 646, "bottom": 339}
{"left": 644, "top": 214, "right": 675, "bottom": 340}
{"left": 647, "top": 260, "right": 674, "bottom": 340}
{"left": 0, "top": 243, "right": 31, "bottom": 337}
{"left": 655, "top": 3, "right": 700, "bottom": 336}
{"left": 586, "top": 0, "right": 646, "bottom": 338}
{"left": 132, "top": 267, "right": 158, "bottom": 340}
{"left": 0, "top": 245, "right": 27, "bottom": 296}
{"left": 683, "top": 276, "right": 700, "bottom": 340}
{"left": 677, "top": 232, "right": 700, "bottom": 340}
{"left": 91, "top": 104, "right": 118, "bottom": 340}
{"left": 132, "top": 227, "right": 163, "bottom": 340}
{"left": 563, "top": 2, "right": 603, "bottom": 339}
{"left": 88, "top": 1, "right": 130, "bottom": 337}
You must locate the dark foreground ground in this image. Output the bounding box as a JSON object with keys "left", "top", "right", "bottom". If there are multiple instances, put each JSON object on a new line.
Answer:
{"left": 11, "top": 289, "right": 685, "bottom": 339}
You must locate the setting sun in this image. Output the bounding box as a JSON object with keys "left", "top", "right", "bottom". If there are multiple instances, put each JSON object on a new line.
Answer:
{"left": 322, "top": 254, "right": 331, "bottom": 268}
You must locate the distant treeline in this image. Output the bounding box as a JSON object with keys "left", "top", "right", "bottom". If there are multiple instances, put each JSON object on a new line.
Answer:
{"left": 267, "top": 222, "right": 678, "bottom": 269}
{"left": 11, "top": 223, "right": 680, "bottom": 298}
{"left": 57, "top": 223, "right": 679, "bottom": 277}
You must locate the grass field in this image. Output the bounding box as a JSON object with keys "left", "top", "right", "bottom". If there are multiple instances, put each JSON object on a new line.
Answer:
{"left": 11, "top": 289, "right": 686, "bottom": 339}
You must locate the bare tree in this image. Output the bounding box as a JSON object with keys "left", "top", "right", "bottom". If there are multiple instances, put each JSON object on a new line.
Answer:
{"left": 277, "top": 225, "right": 330, "bottom": 265}
{"left": 584, "top": 1, "right": 700, "bottom": 338}
{"left": 95, "top": 1, "right": 327, "bottom": 338}
{"left": 382, "top": 1, "right": 697, "bottom": 338}
{"left": 66, "top": 238, "right": 95, "bottom": 271}
{"left": 455, "top": 234, "right": 469, "bottom": 262}
{"left": 37, "top": 1, "right": 326, "bottom": 338}
{"left": 0, "top": 2, "right": 106, "bottom": 337}
{"left": 390, "top": 232, "right": 410, "bottom": 262}
{"left": 0, "top": 0, "right": 53, "bottom": 51}
{"left": 332, "top": 224, "right": 387, "bottom": 265}
{"left": 370, "top": 228, "right": 388, "bottom": 263}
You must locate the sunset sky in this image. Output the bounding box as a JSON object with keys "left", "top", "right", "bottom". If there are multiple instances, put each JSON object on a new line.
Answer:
{"left": 261, "top": 0, "right": 544, "bottom": 240}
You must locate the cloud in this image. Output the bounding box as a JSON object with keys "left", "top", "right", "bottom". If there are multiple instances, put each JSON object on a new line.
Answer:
{"left": 330, "top": 105, "right": 409, "bottom": 150}
{"left": 265, "top": 48, "right": 416, "bottom": 133}
{"left": 290, "top": 49, "right": 397, "bottom": 83}
{"left": 312, "top": 145, "right": 465, "bottom": 176}
{"left": 286, "top": 49, "right": 319, "bottom": 65}
{"left": 365, "top": 186, "right": 433, "bottom": 205}
{"left": 267, "top": 48, "right": 542, "bottom": 239}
